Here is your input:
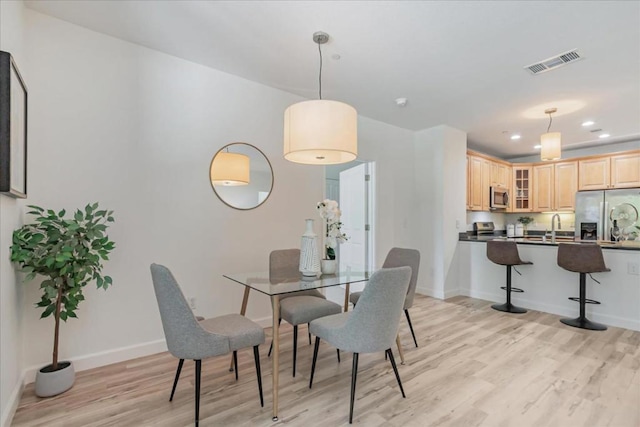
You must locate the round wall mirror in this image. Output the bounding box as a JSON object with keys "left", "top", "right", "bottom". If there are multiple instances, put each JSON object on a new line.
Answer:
{"left": 209, "top": 143, "right": 273, "bottom": 210}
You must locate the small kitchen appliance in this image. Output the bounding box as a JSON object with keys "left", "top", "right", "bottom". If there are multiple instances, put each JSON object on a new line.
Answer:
{"left": 473, "top": 222, "right": 495, "bottom": 237}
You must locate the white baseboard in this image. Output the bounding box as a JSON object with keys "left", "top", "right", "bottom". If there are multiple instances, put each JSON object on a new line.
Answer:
{"left": 416, "top": 286, "right": 443, "bottom": 299}
{"left": 22, "top": 316, "right": 275, "bottom": 386}
{"left": 443, "top": 288, "right": 460, "bottom": 299}
{"left": 23, "top": 339, "right": 168, "bottom": 386}
{"left": 1, "top": 371, "right": 25, "bottom": 427}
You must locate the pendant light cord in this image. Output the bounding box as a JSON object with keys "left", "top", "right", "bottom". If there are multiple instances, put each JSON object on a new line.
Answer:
{"left": 547, "top": 113, "right": 553, "bottom": 132}
{"left": 318, "top": 41, "right": 323, "bottom": 100}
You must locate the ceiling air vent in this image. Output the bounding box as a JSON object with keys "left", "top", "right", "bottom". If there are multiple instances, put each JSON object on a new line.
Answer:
{"left": 524, "top": 49, "right": 582, "bottom": 75}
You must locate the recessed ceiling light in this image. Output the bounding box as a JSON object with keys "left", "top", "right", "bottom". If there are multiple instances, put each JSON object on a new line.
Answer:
{"left": 582, "top": 120, "right": 595, "bottom": 127}
{"left": 599, "top": 133, "right": 610, "bottom": 138}
{"left": 534, "top": 145, "right": 542, "bottom": 149}
{"left": 511, "top": 134, "right": 521, "bottom": 140}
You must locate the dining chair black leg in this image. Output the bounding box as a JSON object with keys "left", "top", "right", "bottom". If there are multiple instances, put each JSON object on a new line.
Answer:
{"left": 267, "top": 318, "right": 282, "bottom": 357}
{"left": 253, "top": 346, "right": 264, "bottom": 407}
{"left": 309, "top": 337, "right": 320, "bottom": 388}
{"left": 293, "top": 325, "right": 298, "bottom": 377}
{"left": 349, "top": 353, "right": 359, "bottom": 424}
{"left": 233, "top": 350, "right": 238, "bottom": 381}
{"left": 195, "top": 359, "right": 201, "bottom": 427}
{"left": 386, "top": 349, "right": 406, "bottom": 398}
{"left": 169, "top": 359, "right": 184, "bottom": 401}
{"left": 308, "top": 323, "right": 312, "bottom": 345}
{"left": 337, "top": 349, "right": 340, "bottom": 363}
{"left": 405, "top": 309, "right": 418, "bottom": 347}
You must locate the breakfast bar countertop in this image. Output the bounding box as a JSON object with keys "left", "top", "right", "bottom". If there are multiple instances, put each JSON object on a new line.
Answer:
{"left": 458, "top": 232, "right": 640, "bottom": 251}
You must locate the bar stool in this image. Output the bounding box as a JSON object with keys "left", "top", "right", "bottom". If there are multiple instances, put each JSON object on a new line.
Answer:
{"left": 486, "top": 240, "right": 532, "bottom": 313}
{"left": 557, "top": 243, "right": 609, "bottom": 331}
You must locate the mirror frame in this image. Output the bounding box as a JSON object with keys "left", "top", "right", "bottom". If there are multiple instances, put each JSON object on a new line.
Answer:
{"left": 209, "top": 142, "right": 274, "bottom": 210}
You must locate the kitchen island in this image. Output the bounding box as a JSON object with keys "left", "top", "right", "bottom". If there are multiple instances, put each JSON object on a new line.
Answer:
{"left": 457, "top": 236, "right": 640, "bottom": 330}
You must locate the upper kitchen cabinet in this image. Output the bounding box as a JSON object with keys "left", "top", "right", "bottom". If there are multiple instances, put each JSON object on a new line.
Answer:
{"left": 490, "top": 162, "right": 509, "bottom": 188}
{"left": 467, "top": 152, "right": 508, "bottom": 211}
{"left": 610, "top": 152, "right": 640, "bottom": 188}
{"left": 578, "top": 157, "right": 610, "bottom": 190}
{"left": 468, "top": 155, "right": 483, "bottom": 210}
{"left": 578, "top": 151, "right": 640, "bottom": 190}
{"left": 532, "top": 164, "right": 554, "bottom": 212}
{"left": 554, "top": 161, "right": 578, "bottom": 211}
{"left": 512, "top": 166, "right": 532, "bottom": 212}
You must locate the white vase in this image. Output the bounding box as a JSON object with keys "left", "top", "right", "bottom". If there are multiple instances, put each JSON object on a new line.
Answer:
{"left": 321, "top": 259, "right": 337, "bottom": 275}
{"left": 300, "top": 219, "right": 321, "bottom": 277}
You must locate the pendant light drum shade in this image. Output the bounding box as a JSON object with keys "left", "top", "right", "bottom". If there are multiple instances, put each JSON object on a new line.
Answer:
{"left": 210, "top": 152, "right": 250, "bottom": 186}
{"left": 540, "top": 132, "right": 561, "bottom": 161}
{"left": 284, "top": 100, "right": 358, "bottom": 165}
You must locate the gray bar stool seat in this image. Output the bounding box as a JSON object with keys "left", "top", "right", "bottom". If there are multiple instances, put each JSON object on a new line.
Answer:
{"left": 557, "top": 243, "right": 610, "bottom": 331}
{"left": 486, "top": 240, "right": 533, "bottom": 314}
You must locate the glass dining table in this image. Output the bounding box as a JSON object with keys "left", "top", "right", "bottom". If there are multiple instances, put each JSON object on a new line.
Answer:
{"left": 223, "top": 270, "right": 369, "bottom": 421}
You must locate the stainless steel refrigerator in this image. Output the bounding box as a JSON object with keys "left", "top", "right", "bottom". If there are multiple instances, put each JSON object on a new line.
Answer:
{"left": 575, "top": 188, "right": 640, "bottom": 241}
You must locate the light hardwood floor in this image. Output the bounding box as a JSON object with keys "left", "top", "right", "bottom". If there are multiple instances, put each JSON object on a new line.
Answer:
{"left": 12, "top": 295, "right": 640, "bottom": 426}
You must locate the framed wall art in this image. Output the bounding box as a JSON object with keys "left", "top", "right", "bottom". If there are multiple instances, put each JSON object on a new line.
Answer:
{"left": 0, "top": 50, "right": 28, "bottom": 198}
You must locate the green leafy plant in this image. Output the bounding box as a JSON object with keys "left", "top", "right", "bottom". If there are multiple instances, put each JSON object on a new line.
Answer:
{"left": 517, "top": 216, "right": 534, "bottom": 226}
{"left": 10, "top": 203, "right": 115, "bottom": 371}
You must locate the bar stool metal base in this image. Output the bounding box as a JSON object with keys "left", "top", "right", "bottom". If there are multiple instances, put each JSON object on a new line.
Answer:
{"left": 491, "top": 302, "right": 527, "bottom": 314}
{"left": 560, "top": 317, "right": 607, "bottom": 331}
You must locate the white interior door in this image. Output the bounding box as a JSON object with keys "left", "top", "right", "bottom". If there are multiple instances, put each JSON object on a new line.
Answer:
{"left": 340, "top": 163, "right": 366, "bottom": 291}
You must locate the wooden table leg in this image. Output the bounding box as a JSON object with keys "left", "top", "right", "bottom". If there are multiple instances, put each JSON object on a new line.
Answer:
{"left": 396, "top": 334, "right": 405, "bottom": 365}
{"left": 229, "top": 287, "right": 251, "bottom": 371}
{"left": 271, "top": 295, "right": 280, "bottom": 421}
{"left": 343, "top": 282, "right": 351, "bottom": 312}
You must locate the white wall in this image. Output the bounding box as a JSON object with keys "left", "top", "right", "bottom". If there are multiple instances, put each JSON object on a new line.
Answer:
{"left": 6, "top": 9, "right": 418, "bottom": 388}
{"left": 413, "top": 125, "right": 467, "bottom": 299}
{"left": 0, "top": 1, "right": 27, "bottom": 425}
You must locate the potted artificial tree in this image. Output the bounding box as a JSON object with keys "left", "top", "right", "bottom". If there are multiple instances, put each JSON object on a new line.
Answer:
{"left": 10, "top": 203, "right": 115, "bottom": 397}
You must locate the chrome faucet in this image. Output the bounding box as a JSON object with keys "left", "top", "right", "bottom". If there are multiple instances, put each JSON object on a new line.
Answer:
{"left": 551, "top": 214, "right": 561, "bottom": 243}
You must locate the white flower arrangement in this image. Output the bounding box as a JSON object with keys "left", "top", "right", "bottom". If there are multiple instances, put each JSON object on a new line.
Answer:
{"left": 317, "top": 199, "right": 348, "bottom": 259}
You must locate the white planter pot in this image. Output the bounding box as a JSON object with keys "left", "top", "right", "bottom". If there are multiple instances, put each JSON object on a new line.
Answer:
{"left": 35, "top": 361, "right": 75, "bottom": 397}
{"left": 321, "top": 259, "right": 337, "bottom": 275}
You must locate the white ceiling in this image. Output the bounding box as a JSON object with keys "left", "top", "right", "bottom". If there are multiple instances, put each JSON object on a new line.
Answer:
{"left": 24, "top": 0, "right": 640, "bottom": 159}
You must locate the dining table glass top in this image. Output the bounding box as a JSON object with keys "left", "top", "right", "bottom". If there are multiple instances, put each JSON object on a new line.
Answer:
{"left": 223, "top": 270, "right": 370, "bottom": 296}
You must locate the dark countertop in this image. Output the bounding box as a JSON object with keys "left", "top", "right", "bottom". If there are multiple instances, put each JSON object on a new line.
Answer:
{"left": 459, "top": 232, "right": 640, "bottom": 251}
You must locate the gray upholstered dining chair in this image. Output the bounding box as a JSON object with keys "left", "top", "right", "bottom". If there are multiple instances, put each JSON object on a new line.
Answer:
{"left": 150, "top": 264, "right": 265, "bottom": 427}
{"left": 309, "top": 266, "right": 412, "bottom": 424}
{"left": 349, "top": 247, "right": 421, "bottom": 347}
{"left": 267, "top": 249, "right": 342, "bottom": 377}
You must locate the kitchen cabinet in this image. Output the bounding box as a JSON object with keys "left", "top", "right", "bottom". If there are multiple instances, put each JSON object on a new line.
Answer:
{"left": 512, "top": 166, "right": 532, "bottom": 212}
{"left": 468, "top": 155, "right": 483, "bottom": 210}
{"left": 467, "top": 151, "right": 511, "bottom": 211}
{"left": 554, "top": 161, "right": 578, "bottom": 211}
{"left": 610, "top": 152, "right": 640, "bottom": 188}
{"left": 490, "top": 162, "right": 509, "bottom": 188}
{"left": 468, "top": 149, "right": 638, "bottom": 213}
{"left": 533, "top": 164, "right": 554, "bottom": 212}
{"left": 466, "top": 156, "right": 471, "bottom": 209}
{"left": 578, "top": 157, "right": 610, "bottom": 190}
{"left": 578, "top": 152, "right": 640, "bottom": 190}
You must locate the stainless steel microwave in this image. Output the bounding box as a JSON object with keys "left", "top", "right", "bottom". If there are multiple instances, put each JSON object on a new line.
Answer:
{"left": 490, "top": 186, "right": 509, "bottom": 209}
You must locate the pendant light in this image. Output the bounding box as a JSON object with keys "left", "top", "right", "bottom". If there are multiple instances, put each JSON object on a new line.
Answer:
{"left": 211, "top": 149, "right": 250, "bottom": 186}
{"left": 284, "top": 32, "right": 357, "bottom": 165}
{"left": 540, "top": 108, "right": 561, "bottom": 161}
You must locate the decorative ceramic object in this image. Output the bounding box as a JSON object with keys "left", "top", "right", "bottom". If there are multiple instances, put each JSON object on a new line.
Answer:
{"left": 321, "top": 259, "right": 337, "bottom": 275}
{"left": 300, "top": 219, "right": 321, "bottom": 277}
{"left": 35, "top": 361, "right": 75, "bottom": 397}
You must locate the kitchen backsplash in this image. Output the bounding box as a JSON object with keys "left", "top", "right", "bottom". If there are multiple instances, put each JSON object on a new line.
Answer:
{"left": 467, "top": 211, "right": 576, "bottom": 233}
